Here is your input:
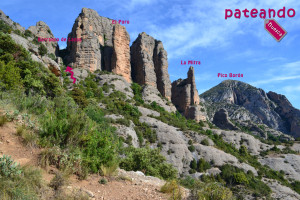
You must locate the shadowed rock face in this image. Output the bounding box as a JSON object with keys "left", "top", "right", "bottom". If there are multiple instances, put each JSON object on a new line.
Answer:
{"left": 171, "top": 66, "right": 206, "bottom": 122}
{"left": 267, "top": 92, "right": 300, "bottom": 138}
{"left": 130, "top": 32, "right": 171, "bottom": 100}
{"left": 65, "top": 8, "right": 131, "bottom": 82}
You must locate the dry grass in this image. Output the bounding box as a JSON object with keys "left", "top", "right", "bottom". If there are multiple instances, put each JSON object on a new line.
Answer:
{"left": 161, "top": 180, "right": 183, "bottom": 200}
{"left": 16, "top": 125, "right": 37, "bottom": 147}
{"left": 0, "top": 115, "right": 7, "bottom": 126}
{"left": 100, "top": 164, "right": 118, "bottom": 177}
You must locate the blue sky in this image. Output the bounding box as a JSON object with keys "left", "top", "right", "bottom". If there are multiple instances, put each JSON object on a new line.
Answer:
{"left": 1, "top": 0, "right": 300, "bottom": 108}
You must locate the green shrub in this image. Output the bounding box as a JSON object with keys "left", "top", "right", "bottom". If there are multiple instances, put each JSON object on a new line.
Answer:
{"left": 99, "top": 178, "right": 108, "bottom": 184}
{"left": 116, "top": 118, "right": 131, "bottom": 127}
{"left": 0, "top": 21, "right": 12, "bottom": 33}
{"left": 47, "top": 53, "right": 56, "bottom": 60}
{"left": 24, "top": 30, "right": 32, "bottom": 38}
{"left": 192, "top": 182, "right": 234, "bottom": 200}
{"left": 0, "top": 155, "right": 22, "bottom": 177}
{"left": 120, "top": 147, "right": 177, "bottom": 180}
{"left": 233, "top": 172, "right": 249, "bottom": 185}
{"left": 188, "top": 145, "right": 195, "bottom": 152}
{"left": 201, "top": 139, "right": 209, "bottom": 146}
{"left": 197, "top": 158, "right": 211, "bottom": 172}
{"left": 0, "top": 60, "right": 22, "bottom": 90}
{"left": 190, "top": 159, "right": 197, "bottom": 170}
{"left": 38, "top": 44, "right": 47, "bottom": 56}
{"left": 220, "top": 165, "right": 271, "bottom": 197}
{"left": 71, "top": 87, "right": 88, "bottom": 108}
{"left": 131, "top": 82, "right": 144, "bottom": 105}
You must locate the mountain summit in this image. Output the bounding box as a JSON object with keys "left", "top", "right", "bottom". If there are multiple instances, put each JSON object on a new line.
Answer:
{"left": 201, "top": 80, "right": 300, "bottom": 137}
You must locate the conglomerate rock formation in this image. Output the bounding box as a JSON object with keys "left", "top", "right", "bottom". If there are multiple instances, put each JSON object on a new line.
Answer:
{"left": 131, "top": 32, "right": 172, "bottom": 100}
{"left": 65, "top": 8, "right": 131, "bottom": 82}
{"left": 171, "top": 66, "right": 206, "bottom": 121}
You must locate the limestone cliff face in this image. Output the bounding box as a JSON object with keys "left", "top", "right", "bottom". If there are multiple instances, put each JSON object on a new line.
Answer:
{"left": 267, "top": 92, "right": 300, "bottom": 138}
{"left": 66, "top": 8, "right": 131, "bottom": 81}
{"left": 130, "top": 32, "right": 171, "bottom": 100}
{"left": 171, "top": 66, "right": 206, "bottom": 121}
{"left": 28, "top": 21, "right": 59, "bottom": 56}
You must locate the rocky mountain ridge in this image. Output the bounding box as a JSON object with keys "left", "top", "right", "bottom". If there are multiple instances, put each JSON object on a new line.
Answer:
{"left": 201, "top": 80, "right": 300, "bottom": 138}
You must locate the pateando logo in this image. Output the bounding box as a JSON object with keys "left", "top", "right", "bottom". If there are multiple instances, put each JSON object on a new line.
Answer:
{"left": 264, "top": 19, "right": 287, "bottom": 42}
{"left": 65, "top": 66, "right": 76, "bottom": 84}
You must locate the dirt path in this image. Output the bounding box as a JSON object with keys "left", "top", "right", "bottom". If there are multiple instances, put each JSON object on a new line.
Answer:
{"left": 0, "top": 121, "right": 170, "bottom": 200}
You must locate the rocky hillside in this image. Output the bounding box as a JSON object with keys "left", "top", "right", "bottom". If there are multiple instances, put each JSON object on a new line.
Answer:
{"left": 1, "top": 7, "right": 300, "bottom": 200}
{"left": 201, "top": 80, "right": 300, "bottom": 138}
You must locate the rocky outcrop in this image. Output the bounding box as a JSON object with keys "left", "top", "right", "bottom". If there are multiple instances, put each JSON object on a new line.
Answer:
{"left": 142, "top": 85, "right": 176, "bottom": 113}
{"left": 9, "top": 33, "right": 61, "bottom": 76}
{"left": 172, "top": 66, "right": 206, "bottom": 121}
{"left": 131, "top": 32, "right": 171, "bottom": 100}
{"left": 213, "top": 109, "right": 239, "bottom": 130}
{"left": 28, "top": 21, "right": 59, "bottom": 56}
{"left": 139, "top": 116, "right": 193, "bottom": 174}
{"left": 263, "top": 178, "right": 300, "bottom": 200}
{"left": 201, "top": 80, "right": 299, "bottom": 137}
{"left": 267, "top": 91, "right": 300, "bottom": 138}
{"left": 0, "top": 10, "right": 25, "bottom": 32}
{"left": 212, "top": 129, "right": 272, "bottom": 155}
{"left": 66, "top": 8, "right": 131, "bottom": 81}
{"left": 259, "top": 154, "right": 300, "bottom": 182}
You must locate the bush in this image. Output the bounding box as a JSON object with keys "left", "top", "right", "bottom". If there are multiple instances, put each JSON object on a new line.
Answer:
{"left": 0, "top": 21, "right": 12, "bottom": 33}
{"left": 99, "top": 178, "right": 108, "bottom": 184}
{"left": 50, "top": 171, "right": 68, "bottom": 190}
{"left": 190, "top": 159, "right": 197, "bottom": 170}
{"left": 233, "top": 172, "right": 249, "bottom": 185}
{"left": 24, "top": 30, "right": 33, "bottom": 38}
{"left": 71, "top": 87, "right": 88, "bottom": 108}
{"left": 0, "top": 155, "right": 22, "bottom": 177}
{"left": 0, "top": 60, "right": 22, "bottom": 90}
{"left": 192, "top": 182, "right": 234, "bottom": 200}
{"left": 188, "top": 145, "right": 195, "bottom": 152}
{"left": 201, "top": 139, "right": 209, "bottom": 146}
{"left": 48, "top": 53, "right": 56, "bottom": 60}
{"left": 197, "top": 158, "right": 211, "bottom": 172}
{"left": 120, "top": 147, "right": 177, "bottom": 180}
{"left": 131, "top": 82, "right": 144, "bottom": 105}
{"left": 38, "top": 44, "right": 47, "bottom": 56}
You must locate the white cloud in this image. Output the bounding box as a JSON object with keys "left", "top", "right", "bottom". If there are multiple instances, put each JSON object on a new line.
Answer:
{"left": 250, "top": 75, "right": 300, "bottom": 86}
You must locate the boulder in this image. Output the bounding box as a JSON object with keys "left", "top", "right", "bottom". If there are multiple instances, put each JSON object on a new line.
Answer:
{"left": 212, "top": 109, "right": 239, "bottom": 130}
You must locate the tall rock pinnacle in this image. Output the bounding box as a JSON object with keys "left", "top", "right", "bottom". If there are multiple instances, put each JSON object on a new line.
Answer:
{"left": 65, "top": 8, "right": 131, "bottom": 82}
{"left": 171, "top": 66, "right": 206, "bottom": 121}
{"left": 131, "top": 32, "right": 172, "bottom": 100}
